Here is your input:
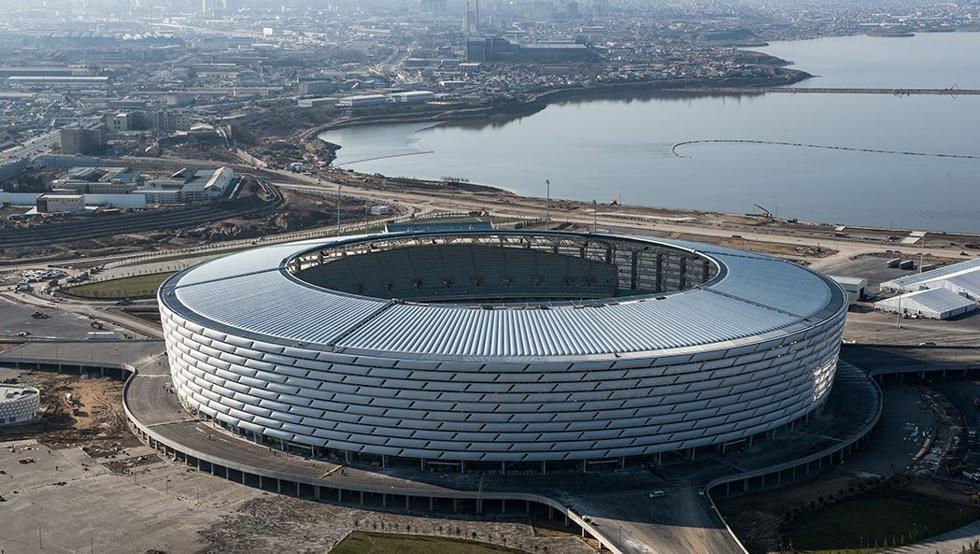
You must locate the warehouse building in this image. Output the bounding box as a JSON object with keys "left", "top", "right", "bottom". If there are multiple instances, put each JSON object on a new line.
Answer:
{"left": 881, "top": 258, "right": 980, "bottom": 300}
{"left": 36, "top": 193, "right": 85, "bottom": 214}
{"left": 829, "top": 276, "right": 869, "bottom": 304}
{"left": 874, "top": 287, "right": 977, "bottom": 320}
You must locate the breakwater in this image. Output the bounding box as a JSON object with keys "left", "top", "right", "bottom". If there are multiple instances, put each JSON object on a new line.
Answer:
{"left": 672, "top": 139, "right": 980, "bottom": 160}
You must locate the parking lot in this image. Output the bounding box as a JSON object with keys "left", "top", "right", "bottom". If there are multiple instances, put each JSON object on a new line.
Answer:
{"left": 0, "top": 295, "right": 131, "bottom": 340}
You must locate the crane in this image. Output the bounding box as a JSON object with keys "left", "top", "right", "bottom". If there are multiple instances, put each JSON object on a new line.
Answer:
{"left": 753, "top": 203, "right": 773, "bottom": 219}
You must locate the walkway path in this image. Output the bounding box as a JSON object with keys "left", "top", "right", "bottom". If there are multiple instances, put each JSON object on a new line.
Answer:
{"left": 887, "top": 518, "right": 980, "bottom": 553}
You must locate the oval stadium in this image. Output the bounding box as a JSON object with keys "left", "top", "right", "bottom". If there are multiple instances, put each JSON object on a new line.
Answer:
{"left": 158, "top": 230, "right": 846, "bottom": 472}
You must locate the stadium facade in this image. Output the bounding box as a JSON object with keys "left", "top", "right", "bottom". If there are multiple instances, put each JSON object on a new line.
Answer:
{"left": 159, "top": 231, "right": 847, "bottom": 471}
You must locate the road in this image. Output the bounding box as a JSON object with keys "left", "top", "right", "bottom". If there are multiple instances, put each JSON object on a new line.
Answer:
{"left": 269, "top": 173, "right": 969, "bottom": 268}
{"left": 0, "top": 291, "right": 162, "bottom": 339}
{"left": 2, "top": 155, "right": 971, "bottom": 280}
{"left": 0, "top": 339, "right": 883, "bottom": 554}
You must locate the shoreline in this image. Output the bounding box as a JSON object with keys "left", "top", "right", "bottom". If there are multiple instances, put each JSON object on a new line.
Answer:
{"left": 292, "top": 61, "right": 975, "bottom": 236}
{"left": 306, "top": 69, "right": 812, "bottom": 146}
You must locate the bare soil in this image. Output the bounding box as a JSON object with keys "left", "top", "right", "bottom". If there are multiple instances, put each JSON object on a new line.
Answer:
{"left": 0, "top": 370, "right": 139, "bottom": 453}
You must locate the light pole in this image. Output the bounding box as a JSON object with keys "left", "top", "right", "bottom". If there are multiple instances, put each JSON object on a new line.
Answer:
{"left": 897, "top": 293, "right": 903, "bottom": 329}
{"left": 544, "top": 179, "right": 550, "bottom": 224}
{"left": 336, "top": 183, "right": 342, "bottom": 236}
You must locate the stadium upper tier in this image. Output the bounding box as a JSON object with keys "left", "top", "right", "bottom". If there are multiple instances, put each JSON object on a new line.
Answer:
{"left": 159, "top": 231, "right": 847, "bottom": 467}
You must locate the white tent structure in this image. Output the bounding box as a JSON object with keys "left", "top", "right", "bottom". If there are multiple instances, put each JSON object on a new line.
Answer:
{"left": 881, "top": 258, "right": 980, "bottom": 300}
{"left": 875, "top": 288, "right": 977, "bottom": 320}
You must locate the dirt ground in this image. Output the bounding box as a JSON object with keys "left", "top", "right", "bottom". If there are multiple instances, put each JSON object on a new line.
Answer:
{"left": 197, "top": 494, "right": 589, "bottom": 554}
{"left": 0, "top": 370, "right": 139, "bottom": 454}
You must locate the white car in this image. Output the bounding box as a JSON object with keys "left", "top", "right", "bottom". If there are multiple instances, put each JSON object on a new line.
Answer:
{"left": 649, "top": 489, "right": 665, "bottom": 499}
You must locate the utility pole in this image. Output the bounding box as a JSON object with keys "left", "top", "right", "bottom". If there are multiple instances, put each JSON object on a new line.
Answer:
{"left": 544, "top": 179, "right": 550, "bottom": 224}
{"left": 897, "top": 293, "right": 903, "bottom": 329}
{"left": 919, "top": 237, "right": 924, "bottom": 273}
{"left": 336, "top": 183, "right": 342, "bottom": 236}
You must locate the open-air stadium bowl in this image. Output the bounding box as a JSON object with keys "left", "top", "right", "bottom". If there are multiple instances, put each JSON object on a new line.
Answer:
{"left": 158, "top": 230, "right": 846, "bottom": 472}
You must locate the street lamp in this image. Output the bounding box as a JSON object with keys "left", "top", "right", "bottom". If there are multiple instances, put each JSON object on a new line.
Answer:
{"left": 336, "top": 183, "right": 342, "bottom": 236}
{"left": 544, "top": 179, "right": 550, "bottom": 224}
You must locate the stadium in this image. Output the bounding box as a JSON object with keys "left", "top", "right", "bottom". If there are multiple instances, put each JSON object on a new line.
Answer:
{"left": 158, "top": 229, "right": 847, "bottom": 472}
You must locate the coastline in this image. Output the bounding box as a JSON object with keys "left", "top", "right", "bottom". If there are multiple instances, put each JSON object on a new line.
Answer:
{"left": 306, "top": 69, "right": 812, "bottom": 150}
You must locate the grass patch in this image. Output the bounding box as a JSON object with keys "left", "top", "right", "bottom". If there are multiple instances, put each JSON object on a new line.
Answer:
{"left": 330, "top": 532, "right": 527, "bottom": 554}
{"left": 793, "top": 489, "right": 977, "bottom": 553}
{"left": 64, "top": 272, "right": 176, "bottom": 300}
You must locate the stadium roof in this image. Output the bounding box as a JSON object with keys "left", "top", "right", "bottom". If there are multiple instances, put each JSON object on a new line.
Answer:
{"left": 161, "top": 232, "right": 845, "bottom": 361}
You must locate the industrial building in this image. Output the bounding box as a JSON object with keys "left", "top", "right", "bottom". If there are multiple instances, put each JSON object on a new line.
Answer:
{"left": 59, "top": 124, "right": 108, "bottom": 155}
{"left": 52, "top": 166, "right": 144, "bottom": 194}
{"left": 874, "top": 288, "right": 977, "bottom": 320}
{"left": 881, "top": 258, "right": 980, "bottom": 300}
{"left": 388, "top": 91, "right": 436, "bottom": 104}
{"left": 336, "top": 94, "right": 388, "bottom": 108}
{"left": 0, "top": 386, "right": 40, "bottom": 426}
{"left": 466, "top": 37, "right": 596, "bottom": 63}
{"left": 336, "top": 92, "right": 435, "bottom": 108}
{"left": 36, "top": 193, "right": 85, "bottom": 214}
{"left": 829, "top": 276, "right": 869, "bottom": 304}
{"left": 159, "top": 231, "right": 846, "bottom": 471}
{"left": 138, "top": 166, "right": 235, "bottom": 204}
{"left": 297, "top": 80, "right": 336, "bottom": 96}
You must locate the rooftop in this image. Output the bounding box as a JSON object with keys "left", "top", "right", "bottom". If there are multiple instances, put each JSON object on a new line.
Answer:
{"left": 161, "top": 231, "right": 846, "bottom": 361}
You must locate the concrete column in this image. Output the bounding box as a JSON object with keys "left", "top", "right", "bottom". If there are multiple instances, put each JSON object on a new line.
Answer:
{"left": 337, "top": 488, "right": 342, "bottom": 502}
{"left": 501, "top": 499, "right": 506, "bottom": 513}
{"left": 240, "top": 471, "right": 245, "bottom": 484}
{"left": 315, "top": 486, "right": 321, "bottom": 500}
{"left": 453, "top": 498, "right": 458, "bottom": 513}
{"left": 382, "top": 494, "right": 387, "bottom": 508}
{"left": 360, "top": 491, "right": 364, "bottom": 505}
{"left": 295, "top": 482, "right": 300, "bottom": 496}
{"left": 477, "top": 499, "right": 483, "bottom": 514}
{"left": 277, "top": 479, "right": 281, "bottom": 493}
{"left": 405, "top": 495, "right": 410, "bottom": 510}
{"left": 429, "top": 497, "right": 434, "bottom": 511}
{"left": 526, "top": 500, "right": 530, "bottom": 514}
{"left": 259, "top": 475, "right": 264, "bottom": 489}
